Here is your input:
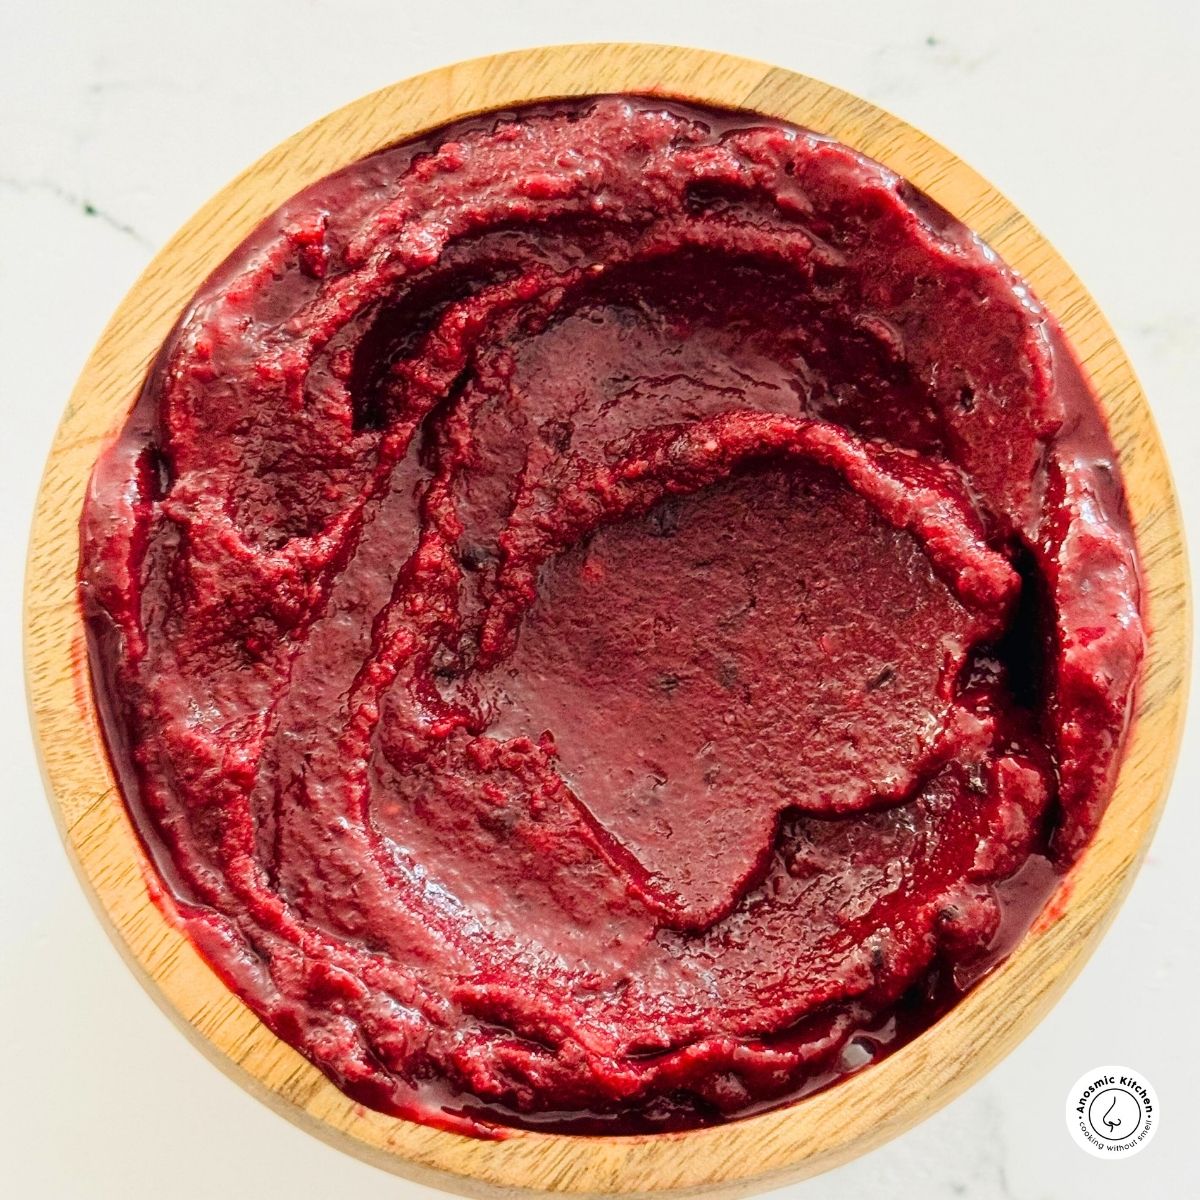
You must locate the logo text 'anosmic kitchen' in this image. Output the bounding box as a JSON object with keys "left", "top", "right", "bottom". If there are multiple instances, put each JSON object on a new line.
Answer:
{"left": 1065, "top": 1066, "right": 1158, "bottom": 1159}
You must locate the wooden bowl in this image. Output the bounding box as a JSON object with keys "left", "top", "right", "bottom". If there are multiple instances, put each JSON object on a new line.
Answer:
{"left": 25, "top": 43, "right": 1189, "bottom": 1197}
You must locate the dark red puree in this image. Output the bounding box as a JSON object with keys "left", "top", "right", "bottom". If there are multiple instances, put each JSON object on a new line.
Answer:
{"left": 81, "top": 97, "right": 1144, "bottom": 1135}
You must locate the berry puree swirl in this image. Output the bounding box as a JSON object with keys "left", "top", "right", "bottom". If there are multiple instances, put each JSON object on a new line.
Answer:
{"left": 81, "top": 97, "right": 1144, "bottom": 1134}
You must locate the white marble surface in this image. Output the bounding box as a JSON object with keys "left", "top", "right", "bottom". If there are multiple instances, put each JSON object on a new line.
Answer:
{"left": 2, "top": 2, "right": 1197, "bottom": 1196}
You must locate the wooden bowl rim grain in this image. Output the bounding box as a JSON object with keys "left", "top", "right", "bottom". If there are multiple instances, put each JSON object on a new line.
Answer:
{"left": 24, "top": 43, "right": 1190, "bottom": 1198}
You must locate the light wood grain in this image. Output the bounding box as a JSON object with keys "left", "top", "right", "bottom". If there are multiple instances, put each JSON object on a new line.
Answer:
{"left": 24, "top": 44, "right": 1189, "bottom": 1197}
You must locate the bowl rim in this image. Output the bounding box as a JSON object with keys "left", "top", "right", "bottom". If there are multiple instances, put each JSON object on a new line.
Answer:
{"left": 23, "top": 42, "right": 1190, "bottom": 1198}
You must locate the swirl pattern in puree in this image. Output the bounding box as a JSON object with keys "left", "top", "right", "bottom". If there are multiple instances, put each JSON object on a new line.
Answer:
{"left": 81, "top": 97, "right": 1143, "bottom": 1134}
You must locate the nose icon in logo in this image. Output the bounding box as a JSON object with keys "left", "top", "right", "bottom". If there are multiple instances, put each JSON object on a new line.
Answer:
{"left": 1087, "top": 1088, "right": 1139, "bottom": 1141}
